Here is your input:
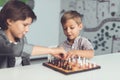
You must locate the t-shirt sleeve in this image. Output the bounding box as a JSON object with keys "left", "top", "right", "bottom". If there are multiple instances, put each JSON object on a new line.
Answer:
{"left": 81, "top": 38, "right": 94, "bottom": 50}
{"left": 20, "top": 37, "right": 34, "bottom": 57}
{"left": 22, "top": 43, "right": 34, "bottom": 57}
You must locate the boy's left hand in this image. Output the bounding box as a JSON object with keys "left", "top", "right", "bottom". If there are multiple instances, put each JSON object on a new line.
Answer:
{"left": 65, "top": 50, "right": 78, "bottom": 59}
{"left": 50, "top": 47, "right": 67, "bottom": 59}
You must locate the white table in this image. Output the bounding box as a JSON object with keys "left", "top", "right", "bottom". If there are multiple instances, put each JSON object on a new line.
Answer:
{"left": 0, "top": 53, "right": 120, "bottom": 80}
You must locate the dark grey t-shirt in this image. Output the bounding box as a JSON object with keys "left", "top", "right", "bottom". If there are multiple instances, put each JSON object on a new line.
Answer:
{"left": 0, "top": 30, "right": 33, "bottom": 68}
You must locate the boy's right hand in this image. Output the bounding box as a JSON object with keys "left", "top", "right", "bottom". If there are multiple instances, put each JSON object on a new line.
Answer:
{"left": 50, "top": 47, "right": 67, "bottom": 59}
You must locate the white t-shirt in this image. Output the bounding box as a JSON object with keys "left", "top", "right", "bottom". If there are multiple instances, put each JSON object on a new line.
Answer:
{"left": 15, "top": 57, "right": 22, "bottom": 66}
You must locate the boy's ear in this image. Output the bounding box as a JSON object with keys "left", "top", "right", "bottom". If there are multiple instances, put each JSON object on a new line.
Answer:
{"left": 7, "top": 19, "right": 13, "bottom": 26}
{"left": 79, "top": 23, "right": 83, "bottom": 30}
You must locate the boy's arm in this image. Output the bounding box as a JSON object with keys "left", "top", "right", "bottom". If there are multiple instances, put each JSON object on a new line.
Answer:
{"left": 31, "top": 46, "right": 66, "bottom": 58}
{"left": 66, "top": 49, "right": 94, "bottom": 59}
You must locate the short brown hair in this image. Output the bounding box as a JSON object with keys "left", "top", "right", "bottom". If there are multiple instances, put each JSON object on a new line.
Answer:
{"left": 61, "top": 10, "right": 82, "bottom": 26}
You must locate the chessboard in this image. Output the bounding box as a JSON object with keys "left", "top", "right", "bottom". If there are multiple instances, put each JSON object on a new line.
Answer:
{"left": 43, "top": 57, "right": 101, "bottom": 75}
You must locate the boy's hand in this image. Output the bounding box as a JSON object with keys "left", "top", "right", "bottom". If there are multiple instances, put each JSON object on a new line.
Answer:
{"left": 50, "top": 47, "right": 67, "bottom": 59}
{"left": 65, "top": 50, "right": 78, "bottom": 59}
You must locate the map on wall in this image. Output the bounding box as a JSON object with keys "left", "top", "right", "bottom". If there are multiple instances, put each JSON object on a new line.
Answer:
{"left": 60, "top": 0, "right": 120, "bottom": 55}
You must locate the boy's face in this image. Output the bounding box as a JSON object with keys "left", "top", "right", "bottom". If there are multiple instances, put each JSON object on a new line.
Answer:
{"left": 63, "top": 19, "right": 82, "bottom": 42}
{"left": 6, "top": 17, "right": 32, "bottom": 39}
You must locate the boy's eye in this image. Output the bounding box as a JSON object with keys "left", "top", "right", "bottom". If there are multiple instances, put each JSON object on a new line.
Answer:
{"left": 23, "top": 24, "right": 28, "bottom": 26}
{"left": 23, "top": 23, "right": 30, "bottom": 27}
{"left": 70, "top": 27, "right": 74, "bottom": 29}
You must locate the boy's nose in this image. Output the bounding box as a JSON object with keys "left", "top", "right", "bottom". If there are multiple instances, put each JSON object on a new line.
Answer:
{"left": 66, "top": 28, "right": 71, "bottom": 33}
{"left": 25, "top": 26, "right": 29, "bottom": 32}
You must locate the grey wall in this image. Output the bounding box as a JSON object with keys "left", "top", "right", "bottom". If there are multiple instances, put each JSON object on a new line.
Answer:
{"left": 26, "top": 0, "right": 60, "bottom": 47}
